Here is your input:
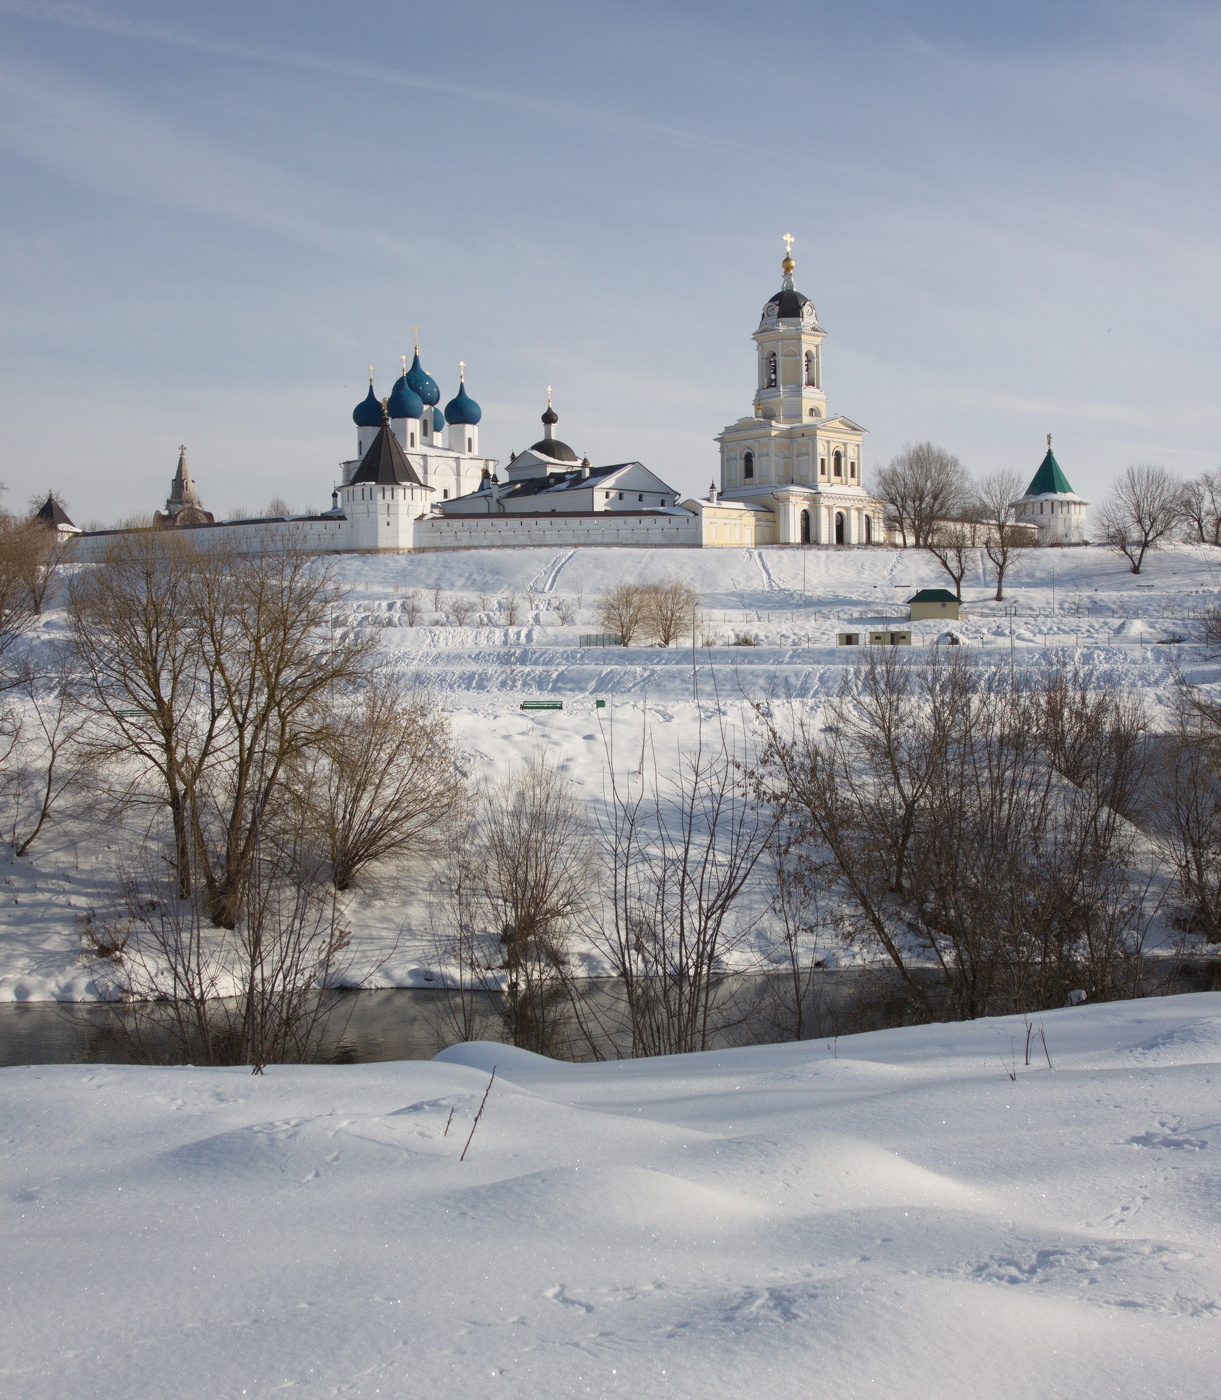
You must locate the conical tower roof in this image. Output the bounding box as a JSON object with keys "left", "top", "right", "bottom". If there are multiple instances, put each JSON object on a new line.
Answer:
{"left": 348, "top": 418, "right": 427, "bottom": 487}
{"left": 1025, "top": 445, "right": 1074, "bottom": 496}
{"left": 34, "top": 493, "right": 75, "bottom": 529}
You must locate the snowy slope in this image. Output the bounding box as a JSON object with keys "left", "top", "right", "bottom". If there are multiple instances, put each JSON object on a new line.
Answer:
{"left": 2, "top": 993, "right": 1219, "bottom": 1399}
{"left": 2, "top": 542, "right": 1219, "bottom": 1001}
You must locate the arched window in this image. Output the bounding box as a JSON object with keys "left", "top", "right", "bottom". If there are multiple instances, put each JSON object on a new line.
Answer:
{"left": 864, "top": 515, "right": 873, "bottom": 544}
{"left": 835, "top": 511, "right": 845, "bottom": 544}
{"left": 467, "top": 437, "right": 473, "bottom": 453}
{"left": 766, "top": 353, "right": 777, "bottom": 388}
{"left": 805, "top": 351, "right": 816, "bottom": 386}
{"left": 833, "top": 450, "right": 843, "bottom": 476}
{"left": 743, "top": 451, "right": 755, "bottom": 479}
{"left": 809, "top": 408, "right": 817, "bottom": 417}
{"left": 800, "top": 509, "right": 811, "bottom": 543}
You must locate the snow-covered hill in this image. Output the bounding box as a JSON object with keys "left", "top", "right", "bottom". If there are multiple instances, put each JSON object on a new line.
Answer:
{"left": 2, "top": 993, "right": 1219, "bottom": 1399}
{"left": 3, "top": 542, "right": 1219, "bottom": 1002}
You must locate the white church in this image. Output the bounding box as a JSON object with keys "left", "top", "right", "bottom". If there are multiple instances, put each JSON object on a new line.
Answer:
{"left": 62, "top": 243, "right": 1085, "bottom": 556}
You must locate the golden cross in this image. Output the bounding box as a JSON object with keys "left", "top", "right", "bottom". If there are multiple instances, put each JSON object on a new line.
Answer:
{"left": 459, "top": 359, "right": 465, "bottom": 380}
{"left": 783, "top": 232, "right": 794, "bottom": 256}
{"left": 547, "top": 385, "right": 553, "bottom": 406}
{"left": 412, "top": 325, "right": 420, "bottom": 353}
{"left": 401, "top": 354, "right": 407, "bottom": 376}
{"left": 1047, "top": 433, "right": 1052, "bottom": 449}
{"left": 368, "top": 364, "right": 374, "bottom": 383}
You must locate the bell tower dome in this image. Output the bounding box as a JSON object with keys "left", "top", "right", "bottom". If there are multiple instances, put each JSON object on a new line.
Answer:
{"left": 753, "top": 235, "right": 828, "bottom": 425}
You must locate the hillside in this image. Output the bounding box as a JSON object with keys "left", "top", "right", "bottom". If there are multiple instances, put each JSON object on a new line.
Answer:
{"left": 2, "top": 542, "right": 1218, "bottom": 1003}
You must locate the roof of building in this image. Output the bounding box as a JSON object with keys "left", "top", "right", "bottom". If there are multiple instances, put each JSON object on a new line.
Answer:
{"left": 444, "top": 378, "right": 482, "bottom": 426}
{"left": 387, "top": 374, "right": 424, "bottom": 421}
{"left": 34, "top": 493, "right": 74, "bottom": 528}
{"left": 766, "top": 288, "right": 811, "bottom": 319}
{"left": 404, "top": 352, "right": 440, "bottom": 407}
{"left": 908, "top": 589, "right": 960, "bottom": 603}
{"left": 1024, "top": 446, "right": 1074, "bottom": 497}
{"left": 529, "top": 395, "right": 577, "bottom": 461}
{"left": 347, "top": 422, "right": 426, "bottom": 487}
{"left": 352, "top": 381, "right": 383, "bottom": 428}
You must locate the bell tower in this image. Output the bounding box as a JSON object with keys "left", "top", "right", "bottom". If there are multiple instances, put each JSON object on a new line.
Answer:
{"left": 752, "top": 235, "right": 828, "bottom": 425}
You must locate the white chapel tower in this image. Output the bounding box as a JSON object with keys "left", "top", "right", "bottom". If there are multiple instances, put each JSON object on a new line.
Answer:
{"left": 716, "top": 239, "right": 884, "bottom": 546}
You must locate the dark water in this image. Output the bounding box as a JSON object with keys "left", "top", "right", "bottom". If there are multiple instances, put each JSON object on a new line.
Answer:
{"left": 2, "top": 962, "right": 1217, "bottom": 1068}
{"left": 0, "top": 973, "right": 873, "bottom": 1067}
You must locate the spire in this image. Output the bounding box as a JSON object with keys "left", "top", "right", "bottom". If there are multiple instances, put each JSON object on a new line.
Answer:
{"left": 781, "top": 232, "right": 795, "bottom": 290}
{"left": 169, "top": 445, "right": 199, "bottom": 508}
{"left": 541, "top": 385, "right": 558, "bottom": 436}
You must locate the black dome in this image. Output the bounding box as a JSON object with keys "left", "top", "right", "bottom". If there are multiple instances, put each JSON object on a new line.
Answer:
{"left": 529, "top": 437, "right": 579, "bottom": 462}
{"left": 767, "top": 288, "right": 810, "bottom": 319}
{"left": 541, "top": 405, "right": 559, "bottom": 426}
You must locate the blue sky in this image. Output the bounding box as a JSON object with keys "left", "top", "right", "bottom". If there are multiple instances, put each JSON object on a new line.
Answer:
{"left": 0, "top": 0, "right": 1218, "bottom": 525}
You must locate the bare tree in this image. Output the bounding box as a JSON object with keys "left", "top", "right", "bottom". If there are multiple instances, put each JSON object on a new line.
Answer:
{"left": 501, "top": 592, "right": 521, "bottom": 627}
{"left": 104, "top": 824, "right": 352, "bottom": 1071}
{"left": 4, "top": 658, "right": 94, "bottom": 856}
{"left": 1147, "top": 729, "right": 1221, "bottom": 943}
{"left": 69, "top": 536, "right": 374, "bottom": 921}
{"left": 185, "top": 546, "right": 376, "bottom": 927}
{"left": 0, "top": 514, "right": 40, "bottom": 689}
{"left": 1097, "top": 464, "right": 1186, "bottom": 574}
{"left": 875, "top": 442, "right": 973, "bottom": 548}
{"left": 596, "top": 581, "right": 650, "bottom": 645}
{"left": 1181, "top": 472, "right": 1221, "bottom": 546}
{"left": 644, "top": 576, "right": 699, "bottom": 647}
{"left": 440, "top": 761, "right": 592, "bottom": 1055}
{"left": 924, "top": 520, "right": 975, "bottom": 601}
{"left": 311, "top": 678, "right": 467, "bottom": 891}
{"left": 556, "top": 597, "right": 576, "bottom": 625}
{"left": 594, "top": 722, "right": 775, "bottom": 1056}
{"left": 399, "top": 589, "right": 422, "bottom": 625}
{"left": 976, "top": 470, "right": 1029, "bottom": 602}
{"left": 68, "top": 532, "right": 206, "bottom": 897}
{"left": 758, "top": 650, "right": 1156, "bottom": 1021}
{"left": 448, "top": 596, "right": 474, "bottom": 625}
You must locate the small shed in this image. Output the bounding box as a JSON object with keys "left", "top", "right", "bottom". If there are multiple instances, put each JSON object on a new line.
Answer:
{"left": 908, "top": 588, "right": 961, "bottom": 621}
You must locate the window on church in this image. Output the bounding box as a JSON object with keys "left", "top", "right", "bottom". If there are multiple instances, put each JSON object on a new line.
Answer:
{"left": 467, "top": 437, "right": 472, "bottom": 452}
{"left": 410, "top": 433, "right": 415, "bottom": 447}
{"left": 766, "top": 353, "right": 777, "bottom": 388}
{"left": 834, "top": 450, "right": 842, "bottom": 476}
{"left": 850, "top": 462, "right": 856, "bottom": 480}
{"left": 820, "top": 458, "right": 826, "bottom": 475}
{"left": 443, "top": 489, "right": 448, "bottom": 499}
{"left": 805, "top": 351, "right": 815, "bottom": 386}
{"left": 744, "top": 451, "right": 754, "bottom": 479}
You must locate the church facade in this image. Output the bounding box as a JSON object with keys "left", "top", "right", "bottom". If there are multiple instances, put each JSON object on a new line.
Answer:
{"left": 714, "top": 241, "right": 885, "bottom": 547}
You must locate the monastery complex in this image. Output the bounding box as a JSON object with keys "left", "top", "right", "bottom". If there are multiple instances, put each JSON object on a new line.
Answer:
{"left": 57, "top": 243, "right": 1088, "bottom": 557}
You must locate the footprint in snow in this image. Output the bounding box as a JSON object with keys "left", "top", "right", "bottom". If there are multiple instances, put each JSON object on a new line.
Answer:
{"left": 1127, "top": 1131, "right": 1208, "bottom": 1150}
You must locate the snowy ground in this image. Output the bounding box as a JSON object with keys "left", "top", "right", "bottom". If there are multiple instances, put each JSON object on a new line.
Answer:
{"left": 3, "top": 993, "right": 1220, "bottom": 1398}
{"left": 3, "top": 542, "right": 1220, "bottom": 1001}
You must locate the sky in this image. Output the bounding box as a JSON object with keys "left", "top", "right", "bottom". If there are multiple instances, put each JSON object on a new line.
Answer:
{"left": 0, "top": 0, "right": 1219, "bottom": 528}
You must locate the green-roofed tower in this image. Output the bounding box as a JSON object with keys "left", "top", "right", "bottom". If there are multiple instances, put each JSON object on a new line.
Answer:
{"left": 1012, "top": 434, "right": 1088, "bottom": 544}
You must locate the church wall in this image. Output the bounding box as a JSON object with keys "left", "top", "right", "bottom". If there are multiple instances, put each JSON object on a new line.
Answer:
{"left": 413, "top": 511, "right": 700, "bottom": 551}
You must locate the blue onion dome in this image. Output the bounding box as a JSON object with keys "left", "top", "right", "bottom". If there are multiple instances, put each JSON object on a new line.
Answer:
{"left": 387, "top": 373, "right": 424, "bottom": 420}
{"left": 431, "top": 406, "right": 445, "bottom": 434}
{"left": 444, "top": 372, "right": 482, "bottom": 426}
{"left": 405, "top": 351, "right": 440, "bottom": 407}
{"left": 352, "top": 380, "right": 383, "bottom": 428}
